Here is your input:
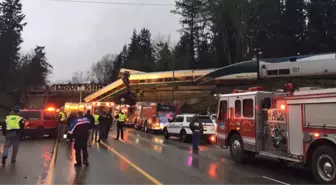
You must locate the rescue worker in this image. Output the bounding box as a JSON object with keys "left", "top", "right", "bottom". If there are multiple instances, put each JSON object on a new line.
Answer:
{"left": 1, "top": 106, "right": 24, "bottom": 165}
{"left": 115, "top": 109, "right": 126, "bottom": 140}
{"left": 84, "top": 109, "right": 95, "bottom": 147}
{"left": 68, "top": 111, "right": 90, "bottom": 167}
{"left": 189, "top": 115, "right": 203, "bottom": 153}
{"left": 98, "top": 108, "right": 113, "bottom": 142}
{"left": 92, "top": 110, "right": 100, "bottom": 142}
{"left": 57, "top": 107, "right": 67, "bottom": 142}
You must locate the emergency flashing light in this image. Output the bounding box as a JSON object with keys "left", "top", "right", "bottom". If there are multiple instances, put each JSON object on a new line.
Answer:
{"left": 65, "top": 105, "right": 70, "bottom": 108}
{"left": 97, "top": 102, "right": 101, "bottom": 106}
{"left": 92, "top": 102, "right": 96, "bottom": 106}
{"left": 79, "top": 105, "right": 84, "bottom": 108}
{"left": 313, "top": 133, "right": 320, "bottom": 138}
{"left": 280, "top": 104, "right": 286, "bottom": 110}
{"left": 248, "top": 86, "right": 264, "bottom": 91}
{"left": 210, "top": 136, "right": 216, "bottom": 143}
{"left": 46, "top": 107, "right": 55, "bottom": 111}
{"left": 106, "top": 102, "right": 110, "bottom": 106}
{"left": 87, "top": 105, "right": 92, "bottom": 109}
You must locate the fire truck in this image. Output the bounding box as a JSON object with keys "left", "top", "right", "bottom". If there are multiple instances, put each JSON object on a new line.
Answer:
{"left": 216, "top": 86, "right": 336, "bottom": 184}
{"left": 133, "top": 102, "right": 176, "bottom": 132}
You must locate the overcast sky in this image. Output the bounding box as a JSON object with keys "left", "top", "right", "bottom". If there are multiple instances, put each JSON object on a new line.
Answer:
{"left": 20, "top": 0, "right": 181, "bottom": 83}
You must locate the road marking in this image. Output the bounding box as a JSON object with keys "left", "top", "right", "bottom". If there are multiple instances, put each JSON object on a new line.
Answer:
{"left": 101, "top": 141, "right": 163, "bottom": 185}
{"left": 262, "top": 176, "right": 290, "bottom": 185}
{"left": 45, "top": 140, "right": 58, "bottom": 185}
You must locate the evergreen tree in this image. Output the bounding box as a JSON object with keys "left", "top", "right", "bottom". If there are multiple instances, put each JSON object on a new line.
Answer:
{"left": 25, "top": 46, "right": 53, "bottom": 86}
{"left": 156, "top": 42, "right": 173, "bottom": 71}
{"left": 172, "top": 0, "right": 207, "bottom": 69}
{"left": 281, "top": 0, "right": 306, "bottom": 56}
{"left": 305, "top": 0, "right": 336, "bottom": 53}
{"left": 0, "top": 0, "right": 26, "bottom": 90}
{"left": 138, "top": 28, "right": 155, "bottom": 71}
{"left": 127, "top": 29, "right": 141, "bottom": 60}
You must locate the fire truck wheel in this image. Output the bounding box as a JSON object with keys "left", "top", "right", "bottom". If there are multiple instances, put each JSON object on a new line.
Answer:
{"left": 311, "top": 145, "right": 336, "bottom": 184}
{"left": 164, "top": 128, "right": 169, "bottom": 139}
{"left": 229, "top": 134, "right": 245, "bottom": 162}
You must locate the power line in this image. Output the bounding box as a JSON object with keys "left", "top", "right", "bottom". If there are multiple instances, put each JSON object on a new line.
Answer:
{"left": 49, "top": 0, "right": 174, "bottom": 6}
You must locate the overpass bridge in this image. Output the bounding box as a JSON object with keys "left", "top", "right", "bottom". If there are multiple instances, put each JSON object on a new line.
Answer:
{"left": 84, "top": 53, "right": 336, "bottom": 112}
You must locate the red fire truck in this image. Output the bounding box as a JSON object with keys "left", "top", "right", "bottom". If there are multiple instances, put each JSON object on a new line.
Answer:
{"left": 216, "top": 86, "right": 336, "bottom": 184}
{"left": 133, "top": 102, "right": 176, "bottom": 132}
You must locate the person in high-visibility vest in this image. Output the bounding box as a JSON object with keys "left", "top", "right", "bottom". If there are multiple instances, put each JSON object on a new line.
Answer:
{"left": 115, "top": 109, "right": 126, "bottom": 140}
{"left": 57, "top": 107, "right": 67, "bottom": 142}
{"left": 92, "top": 110, "right": 100, "bottom": 142}
{"left": 1, "top": 106, "right": 24, "bottom": 165}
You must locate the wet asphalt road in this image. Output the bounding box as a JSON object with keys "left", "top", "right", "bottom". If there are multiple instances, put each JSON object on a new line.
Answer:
{"left": 0, "top": 128, "right": 316, "bottom": 184}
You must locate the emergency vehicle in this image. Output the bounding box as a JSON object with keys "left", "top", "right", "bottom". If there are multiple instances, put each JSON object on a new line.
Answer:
{"left": 133, "top": 102, "right": 176, "bottom": 132}
{"left": 216, "top": 86, "right": 336, "bottom": 184}
{"left": 87, "top": 101, "right": 115, "bottom": 114}
{"left": 164, "top": 114, "right": 216, "bottom": 143}
{"left": 114, "top": 104, "right": 132, "bottom": 125}
{"left": 20, "top": 107, "right": 57, "bottom": 139}
{"left": 64, "top": 102, "right": 87, "bottom": 115}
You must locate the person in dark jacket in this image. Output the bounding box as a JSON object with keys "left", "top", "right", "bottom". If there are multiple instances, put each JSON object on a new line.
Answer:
{"left": 189, "top": 115, "right": 203, "bottom": 153}
{"left": 68, "top": 111, "right": 90, "bottom": 167}
{"left": 66, "top": 111, "right": 77, "bottom": 142}
{"left": 98, "top": 108, "right": 113, "bottom": 142}
{"left": 84, "top": 110, "right": 94, "bottom": 147}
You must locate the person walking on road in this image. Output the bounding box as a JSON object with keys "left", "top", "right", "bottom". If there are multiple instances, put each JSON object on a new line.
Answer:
{"left": 115, "top": 109, "right": 126, "bottom": 140}
{"left": 98, "top": 108, "right": 112, "bottom": 142}
{"left": 57, "top": 107, "right": 67, "bottom": 142}
{"left": 68, "top": 111, "right": 91, "bottom": 167}
{"left": 189, "top": 115, "right": 203, "bottom": 153}
{"left": 1, "top": 106, "right": 24, "bottom": 165}
{"left": 84, "top": 110, "right": 95, "bottom": 147}
{"left": 92, "top": 110, "right": 100, "bottom": 142}
{"left": 66, "top": 111, "right": 77, "bottom": 142}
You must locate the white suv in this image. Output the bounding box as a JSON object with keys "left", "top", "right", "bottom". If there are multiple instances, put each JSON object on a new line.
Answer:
{"left": 163, "top": 114, "right": 216, "bottom": 143}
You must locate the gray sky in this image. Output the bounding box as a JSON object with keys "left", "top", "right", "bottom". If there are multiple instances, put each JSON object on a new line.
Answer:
{"left": 20, "top": 0, "right": 181, "bottom": 82}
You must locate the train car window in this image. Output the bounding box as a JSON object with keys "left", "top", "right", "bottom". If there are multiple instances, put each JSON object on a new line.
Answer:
{"left": 235, "top": 100, "right": 241, "bottom": 118}
{"left": 147, "top": 79, "right": 152, "bottom": 83}
{"left": 164, "top": 78, "right": 172, "bottom": 81}
{"left": 243, "top": 99, "right": 254, "bottom": 118}
{"left": 218, "top": 100, "right": 228, "bottom": 120}
{"left": 267, "top": 70, "right": 278, "bottom": 75}
{"left": 140, "top": 80, "right": 145, "bottom": 83}
{"left": 279, "top": 69, "right": 290, "bottom": 75}
{"left": 157, "top": 78, "right": 164, "bottom": 82}
{"left": 290, "top": 57, "right": 297, "bottom": 62}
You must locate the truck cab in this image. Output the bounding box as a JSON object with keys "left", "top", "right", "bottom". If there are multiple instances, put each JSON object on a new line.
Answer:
{"left": 216, "top": 86, "right": 336, "bottom": 184}
{"left": 20, "top": 108, "right": 57, "bottom": 139}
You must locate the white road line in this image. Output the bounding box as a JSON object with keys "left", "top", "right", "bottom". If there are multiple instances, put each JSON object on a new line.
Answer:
{"left": 262, "top": 176, "right": 290, "bottom": 185}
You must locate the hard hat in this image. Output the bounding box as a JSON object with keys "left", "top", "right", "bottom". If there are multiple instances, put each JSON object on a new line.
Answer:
{"left": 12, "top": 105, "right": 20, "bottom": 112}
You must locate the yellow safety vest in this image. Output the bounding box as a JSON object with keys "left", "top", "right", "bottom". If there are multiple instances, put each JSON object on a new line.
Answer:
{"left": 118, "top": 113, "right": 126, "bottom": 122}
{"left": 93, "top": 114, "right": 99, "bottom": 125}
{"left": 5, "top": 115, "right": 22, "bottom": 130}
{"left": 59, "top": 112, "right": 66, "bottom": 121}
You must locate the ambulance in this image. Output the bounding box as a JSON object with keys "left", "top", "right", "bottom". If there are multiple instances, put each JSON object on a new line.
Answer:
{"left": 216, "top": 85, "right": 336, "bottom": 184}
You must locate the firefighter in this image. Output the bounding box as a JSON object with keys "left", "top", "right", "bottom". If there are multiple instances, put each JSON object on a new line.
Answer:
{"left": 68, "top": 111, "right": 90, "bottom": 167}
{"left": 115, "top": 109, "right": 126, "bottom": 140}
{"left": 189, "top": 115, "right": 203, "bottom": 153}
{"left": 84, "top": 109, "right": 95, "bottom": 147}
{"left": 92, "top": 110, "right": 100, "bottom": 142}
{"left": 57, "top": 106, "right": 67, "bottom": 142}
{"left": 98, "top": 108, "right": 112, "bottom": 142}
{"left": 1, "top": 106, "right": 24, "bottom": 165}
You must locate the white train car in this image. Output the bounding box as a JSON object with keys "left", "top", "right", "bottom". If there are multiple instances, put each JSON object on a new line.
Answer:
{"left": 260, "top": 53, "right": 336, "bottom": 78}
